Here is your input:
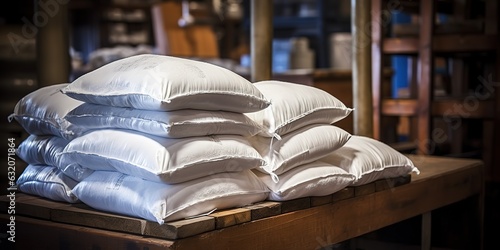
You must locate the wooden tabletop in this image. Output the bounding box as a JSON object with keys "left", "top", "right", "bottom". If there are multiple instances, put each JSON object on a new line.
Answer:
{"left": 0, "top": 155, "right": 483, "bottom": 250}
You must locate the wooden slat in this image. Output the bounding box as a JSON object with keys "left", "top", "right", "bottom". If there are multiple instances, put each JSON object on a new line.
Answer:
{"left": 433, "top": 35, "right": 498, "bottom": 52}
{"left": 375, "top": 175, "right": 412, "bottom": 192}
{"left": 244, "top": 201, "right": 281, "bottom": 221}
{"left": 431, "top": 99, "right": 495, "bottom": 118}
{"left": 15, "top": 196, "right": 70, "bottom": 220}
{"left": 280, "top": 197, "right": 310, "bottom": 214}
{"left": 353, "top": 182, "right": 376, "bottom": 196}
{"left": 209, "top": 208, "right": 251, "bottom": 229}
{"left": 0, "top": 214, "right": 174, "bottom": 250}
{"left": 145, "top": 216, "right": 215, "bottom": 240}
{"left": 310, "top": 195, "right": 333, "bottom": 207}
{"left": 331, "top": 187, "right": 355, "bottom": 202}
{"left": 51, "top": 203, "right": 147, "bottom": 235}
{"left": 383, "top": 38, "right": 419, "bottom": 54}
{"left": 382, "top": 99, "right": 419, "bottom": 116}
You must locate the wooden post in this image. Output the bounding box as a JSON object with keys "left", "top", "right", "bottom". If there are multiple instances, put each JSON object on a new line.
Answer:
{"left": 352, "top": 0, "right": 373, "bottom": 137}
{"left": 36, "top": 0, "right": 71, "bottom": 87}
{"left": 250, "top": 0, "right": 273, "bottom": 82}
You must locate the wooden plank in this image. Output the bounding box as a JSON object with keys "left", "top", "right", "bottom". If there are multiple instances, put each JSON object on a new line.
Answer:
{"left": 434, "top": 35, "right": 498, "bottom": 52}
{"left": 332, "top": 187, "right": 355, "bottom": 203}
{"left": 280, "top": 197, "right": 310, "bottom": 214}
{"left": 209, "top": 208, "right": 251, "bottom": 229}
{"left": 0, "top": 214, "right": 173, "bottom": 250}
{"left": 353, "top": 182, "right": 376, "bottom": 196}
{"left": 15, "top": 195, "right": 70, "bottom": 220}
{"left": 172, "top": 157, "right": 483, "bottom": 250}
{"left": 382, "top": 99, "right": 418, "bottom": 116}
{"left": 383, "top": 38, "right": 419, "bottom": 54}
{"left": 0, "top": 193, "right": 36, "bottom": 213}
{"left": 244, "top": 201, "right": 281, "bottom": 221}
{"left": 310, "top": 195, "right": 333, "bottom": 207}
{"left": 375, "top": 175, "right": 412, "bottom": 192}
{"left": 431, "top": 99, "right": 495, "bottom": 118}
{"left": 145, "top": 216, "right": 215, "bottom": 240}
{"left": 51, "top": 203, "right": 147, "bottom": 235}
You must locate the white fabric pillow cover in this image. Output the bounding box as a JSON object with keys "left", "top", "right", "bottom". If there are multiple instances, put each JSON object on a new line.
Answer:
{"left": 17, "top": 164, "right": 80, "bottom": 203}
{"left": 65, "top": 103, "right": 265, "bottom": 138}
{"left": 9, "top": 83, "right": 84, "bottom": 140}
{"left": 249, "top": 124, "right": 351, "bottom": 176}
{"left": 59, "top": 129, "right": 266, "bottom": 184}
{"left": 320, "top": 136, "right": 419, "bottom": 186}
{"left": 245, "top": 80, "right": 353, "bottom": 137}
{"left": 72, "top": 170, "right": 269, "bottom": 224}
{"left": 253, "top": 161, "right": 356, "bottom": 201}
{"left": 16, "top": 135, "right": 93, "bottom": 181}
{"left": 61, "top": 54, "right": 270, "bottom": 112}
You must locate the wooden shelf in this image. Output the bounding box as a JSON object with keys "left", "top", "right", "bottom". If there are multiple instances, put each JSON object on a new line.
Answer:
{"left": 433, "top": 34, "right": 498, "bottom": 53}
{"left": 383, "top": 38, "right": 419, "bottom": 54}
{"left": 381, "top": 99, "right": 418, "bottom": 116}
{"left": 383, "top": 35, "right": 498, "bottom": 54}
{"left": 431, "top": 99, "right": 495, "bottom": 118}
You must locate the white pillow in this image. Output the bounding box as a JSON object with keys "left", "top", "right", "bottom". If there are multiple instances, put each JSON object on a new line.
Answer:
{"left": 72, "top": 170, "right": 269, "bottom": 224}
{"left": 320, "top": 136, "right": 419, "bottom": 186}
{"left": 249, "top": 124, "right": 351, "bottom": 176}
{"left": 253, "top": 161, "right": 356, "bottom": 201}
{"left": 245, "top": 80, "right": 352, "bottom": 137}
{"left": 17, "top": 164, "right": 80, "bottom": 203}
{"left": 9, "top": 83, "right": 84, "bottom": 140}
{"left": 59, "top": 129, "right": 266, "bottom": 184}
{"left": 65, "top": 103, "right": 265, "bottom": 138}
{"left": 16, "top": 135, "right": 93, "bottom": 182}
{"left": 61, "top": 54, "right": 270, "bottom": 112}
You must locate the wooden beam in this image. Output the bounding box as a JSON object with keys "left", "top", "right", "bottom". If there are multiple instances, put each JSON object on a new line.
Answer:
{"left": 36, "top": 0, "right": 70, "bottom": 86}
{"left": 352, "top": 0, "right": 373, "bottom": 137}
{"left": 250, "top": 0, "right": 273, "bottom": 82}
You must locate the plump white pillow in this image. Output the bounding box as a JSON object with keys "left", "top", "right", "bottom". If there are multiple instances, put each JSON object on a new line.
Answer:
{"left": 59, "top": 129, "right": 266, "bottom": 184}
{"left": 320, "top": 136, "right": 419, "bottom": 186}
{"left": 245, "top": 80, "right": 352, "bottom": 137}
{"left": 253, "top": 161, "right": 356, "bottom": 201}
{"left": 249, "top": 124, "right": 351, "bottom": 176}
{"left": 65, "top": 103, "right": 265, "bottom": 138}
{"left": 17, "top": 164, "right": 80, "bottom": 203}
{"left": 9, "top": 84, "right": 84, "bottom": 140}
{"left": 61, "top": 54, "right": 270, "bottom": 112}
{"left": 16, "top": 135, "right": 93, "bottom": 181}
{"left": 72, "top": 170, "right": 269, "bottom": 224}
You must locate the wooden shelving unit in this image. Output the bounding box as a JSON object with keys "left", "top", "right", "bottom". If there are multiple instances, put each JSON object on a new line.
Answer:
{"left": 372, "top": 0, "right": 500, "bottom": 182}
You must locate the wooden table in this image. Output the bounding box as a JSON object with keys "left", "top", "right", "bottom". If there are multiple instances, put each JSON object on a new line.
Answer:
{"left": 0, "top": 155, "right": 484, "bottom": 250}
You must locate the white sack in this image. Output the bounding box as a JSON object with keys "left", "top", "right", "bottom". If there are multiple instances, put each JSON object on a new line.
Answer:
{"left": 9, "top": 83, "right": 84, "bottom": 139}
{"left": 72, "top": 170, "right": 269, "bottom": 224}
{"left": 321, "top": 136, "right": 419, "bottom": 186}
{"left": 65, "top": 103, "right": 266, "bottom": 138}
{"left": 61, "top": 54, "right": 270, "bottom": 112}
{"left": 16, "top": 135, "right": 93, "bottom": 181}
{"left": 245, "top": 80, "right": 352, "bottom": 137}
{"left": 17, "top": 164, "right": 79, "bottom": 203}
{"left": 253, "top": 161, "right": 356, "bottom": 201}
{"left": 59, "top": 129, "right": 266, "bottom": 184}
{"left": 250, "top": 124, "right": 351, "bottom": 176}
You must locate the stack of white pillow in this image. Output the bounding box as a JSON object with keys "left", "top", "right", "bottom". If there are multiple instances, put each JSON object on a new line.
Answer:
{"left": 11, "top": 55, "right": 272, "bottom": 224}
{"left": 10, "top": 54, "right": 419, "bottom": 224}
